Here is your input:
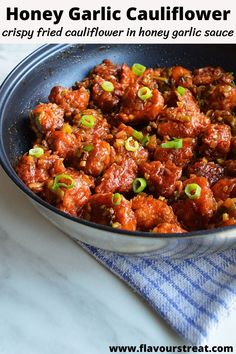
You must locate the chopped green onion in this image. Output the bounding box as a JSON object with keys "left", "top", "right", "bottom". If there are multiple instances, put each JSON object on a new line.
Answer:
{"left": 133, "top": 178, "right": 147, "bottom": 193}
{"left": 132, "top": 63, "right": 146, "bottom": 76}
{"left": 83, "top": 144, "right": 93, "bottom": 152}
{"left": 124, "top": 137, "right": 139, "bottom": 152}
{"left": 132, "top": 129, "right": 144, "bottom": 142}
{"left": 79, "top": 115, "right": 96, "bottom": 128}
{"left": 101, "top": 81, "right": 114, "bottom": 92}
{"left": 112, "top": 222, "right": 121, "bottom": 228}
{"left": 29, "top": 147, "right": 44, "bottom": 158}
{"left": 112, "top": 193, "right": 122, "bottom": 206}
{"left": 35, "top": 113, "right": 42, "bottom": 131}
{"left": 132, "top": 130, "right": 149, "bottom": 146}
{"left": 52, "top": 174, "right": 75, "bottom": 191}
{"left": 184, "top": 183, "right": 201, "bottom": 200}
{"left": 62, "top": 123, "right": 73, "bottom": 134}
{"left": 161, "top": 138, "right": 183, "bottom": 149}
{"left": 176, "top": 86, "right": 186, "bottom": 96}
{"left": 138, "top": 87, "right": 152, "bottom": 101}
{"left": 141, "top": 135, "right": 150, "bottom": 146}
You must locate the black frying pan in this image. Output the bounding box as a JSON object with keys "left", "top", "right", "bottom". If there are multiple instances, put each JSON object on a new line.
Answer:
{"left": 1, "top": 44, "right": 236, "bottom": 255}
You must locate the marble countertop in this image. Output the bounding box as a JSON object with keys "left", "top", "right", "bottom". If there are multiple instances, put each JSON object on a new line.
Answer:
{"left": 0, "top": 45, "right": 235, "bottom": 354}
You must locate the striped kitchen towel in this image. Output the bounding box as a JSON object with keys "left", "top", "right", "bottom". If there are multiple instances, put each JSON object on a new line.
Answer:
{"left": 80, "top": 243, "right": 236, "bottom": 345}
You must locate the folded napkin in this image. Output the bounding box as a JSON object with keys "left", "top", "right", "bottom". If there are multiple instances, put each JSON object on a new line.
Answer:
{"left": 80, "top": 243, "right": 236, "bottom": 344}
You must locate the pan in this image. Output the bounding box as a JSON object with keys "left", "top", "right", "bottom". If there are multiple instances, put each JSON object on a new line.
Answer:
{"left": 1, "top": 43, "right": 236, "bottom": 256}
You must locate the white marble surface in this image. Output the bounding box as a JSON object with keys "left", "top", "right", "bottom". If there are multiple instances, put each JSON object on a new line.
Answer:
{"left": 0, "top": 45, "right": 235, "bottom": 354}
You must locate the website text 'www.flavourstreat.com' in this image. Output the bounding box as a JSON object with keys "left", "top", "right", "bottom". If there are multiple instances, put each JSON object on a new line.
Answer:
{"left": 108, "top": 344, "right": 234, "bottom": 353}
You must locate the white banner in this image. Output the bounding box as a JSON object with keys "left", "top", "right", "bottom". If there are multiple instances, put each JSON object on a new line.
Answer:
{"left": 0, "top": 0, "right": 235, "bottom": 43}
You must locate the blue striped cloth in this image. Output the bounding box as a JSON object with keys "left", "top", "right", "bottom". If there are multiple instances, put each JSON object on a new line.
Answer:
{"left": 80, "top": 243, "right": 236, "bottom": 344}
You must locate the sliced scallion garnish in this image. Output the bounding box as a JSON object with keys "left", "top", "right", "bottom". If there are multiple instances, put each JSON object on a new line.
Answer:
{"left": 176, "top": 86, "right": 186, "bottom": 96}
{"left": 29, "top": 147, "right": 44, "bottom": 158}
{"left": 184, "top": 183, "right": 201, "bottom": 200}
{"left": 161, "top": 138, "right": 183, "bottom": 149}
{"left": 132, "top": 129, "right": 144, "bottom": 142}
{"left": 35, "top": 113, "right": 42, "bottom": 131}
{"left": 132, "top": 178, "right": 147, "bottom": 193}
{"left": 124, "top": 137, "right": 139, "bottom": 152}
{"left": 52, "top": 174, "right": 75, "bottom": 191}
{"left": 141, "top": 135, "right": 150, "bottom": 146}
{"left": 79, "top": 115, "right": 96, "bottom": 128}
{"left": 101, "top": 81, "right": 114, "bottom": 92}
{"left": 132, "top": 63, "right": 146, "bottom": 76}
{"left": 112, "top": 193, "right": 122, "bottom": 206}
{"left": 138, "top": 86, "right": 152, "bottom": 101}
{"left": 83, "top": 144, "right": 94, "bottom": 152}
